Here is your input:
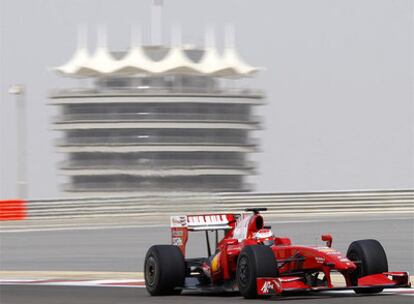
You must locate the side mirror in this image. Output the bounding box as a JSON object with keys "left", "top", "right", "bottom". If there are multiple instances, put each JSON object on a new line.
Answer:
{"left": 224, "top": 238, "right": 238, "bottom": 246}
{"left": 321, "top": 234, "right": 332, "bottom": 248}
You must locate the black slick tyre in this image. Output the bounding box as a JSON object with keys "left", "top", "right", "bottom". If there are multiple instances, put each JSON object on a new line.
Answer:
{"left": 144, "top": 245, "right": 185, "bottom": 296}
{"left": 236, "top": 245, "right": 278, "bottom": 299}
{"left": 346, "top": 239, "right": 388, "bottom": 294}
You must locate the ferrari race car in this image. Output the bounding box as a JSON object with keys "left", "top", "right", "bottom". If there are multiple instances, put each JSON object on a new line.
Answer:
{"left": 144, "top": 208, "right": 410, "bottom": 298}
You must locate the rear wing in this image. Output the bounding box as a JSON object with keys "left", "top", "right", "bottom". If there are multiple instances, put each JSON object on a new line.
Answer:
{"left": 170, "top": 214, "right": 240, "bottom": 231}
{"left": 170, "top": 213, "right": 241, "bottom": 255}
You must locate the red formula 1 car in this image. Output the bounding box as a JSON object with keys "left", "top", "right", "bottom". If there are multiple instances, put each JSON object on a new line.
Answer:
{"left": 144, "top": 208, "right": 410, "bottom": 298}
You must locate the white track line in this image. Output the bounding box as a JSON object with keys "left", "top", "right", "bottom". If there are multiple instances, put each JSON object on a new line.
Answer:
{"left": 1, "top": 215, "right": 412, "bottom": 233}
{"left": 0, "top": 279, "right": 412, "bottom": 296}
{"left": 0, "top": 278, "right": 145, "bottom": 288}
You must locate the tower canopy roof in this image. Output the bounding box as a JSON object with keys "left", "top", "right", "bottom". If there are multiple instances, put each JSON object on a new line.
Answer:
{"left": 54, "top": 45, "right": 260, "bottom": 78}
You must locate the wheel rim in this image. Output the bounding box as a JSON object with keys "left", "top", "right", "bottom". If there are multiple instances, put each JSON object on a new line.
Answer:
{"left": 238, "top": 256, "right": 250, "bottom": 287}
{"left": 145, "top": 256, "right": 157, "bottom": 287}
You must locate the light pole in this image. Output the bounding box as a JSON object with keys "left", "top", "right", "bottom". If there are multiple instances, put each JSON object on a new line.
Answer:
{"left": 8, "top": 84, "right": 28, "bottom": 199}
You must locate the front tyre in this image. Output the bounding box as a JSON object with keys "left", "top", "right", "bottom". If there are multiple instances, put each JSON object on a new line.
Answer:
{"left": 236, "top": 245, "right": 278, "bottom": 299}
{"left": 346, "top": 239, "right": 388, "bottom": 294}
{"left": 144, "top": 245, "right": 185, "bottom": 296}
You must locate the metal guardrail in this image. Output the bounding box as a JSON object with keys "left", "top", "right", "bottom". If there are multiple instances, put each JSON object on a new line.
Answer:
{"left": 25, "top": 189, "right": 414, "bottom": 220}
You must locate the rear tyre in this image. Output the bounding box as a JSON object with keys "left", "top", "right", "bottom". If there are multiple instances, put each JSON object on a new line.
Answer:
{"left": 236, "top": 245, "right": 278, "bottom": 299}
{"left": 144, "top": 245, "right": 185, "bottom": 296}
{"left": 346, "top": 239, "right": 388, "bottom": 294}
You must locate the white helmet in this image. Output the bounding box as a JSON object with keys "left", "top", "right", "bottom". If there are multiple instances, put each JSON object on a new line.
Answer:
{"left": 254, "top": 228, "right": 275, "bottom": 246}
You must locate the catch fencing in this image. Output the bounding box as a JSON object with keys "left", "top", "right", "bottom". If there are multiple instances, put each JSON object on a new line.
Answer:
{"left": 11, "top": 189, "right": 412, "bottom": 221}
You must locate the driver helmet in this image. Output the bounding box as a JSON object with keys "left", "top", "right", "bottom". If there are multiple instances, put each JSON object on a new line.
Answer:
{"left": 254, "top": 228, "right": 275, "bottom": 246}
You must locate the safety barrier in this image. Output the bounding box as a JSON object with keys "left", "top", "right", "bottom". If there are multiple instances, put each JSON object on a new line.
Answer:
{"left": 12, "top": 189, "right": 412, "bottom": 221}
{"left": 0, "top": 200, "right": 27, "bottom": 220}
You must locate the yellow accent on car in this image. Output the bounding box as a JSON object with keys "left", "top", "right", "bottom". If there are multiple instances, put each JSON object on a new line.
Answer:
{"left": 211, "top": 253, "right": 221, "bottom": 272}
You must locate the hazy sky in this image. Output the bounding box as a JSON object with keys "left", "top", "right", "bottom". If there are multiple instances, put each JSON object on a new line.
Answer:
{"left": 0, "top": 0, "right": 413, "bottom": 199}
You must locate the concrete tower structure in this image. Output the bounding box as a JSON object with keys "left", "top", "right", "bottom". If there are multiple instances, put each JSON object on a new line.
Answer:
{"left": 50, "top": 26, "right": 264, "bottom": 194}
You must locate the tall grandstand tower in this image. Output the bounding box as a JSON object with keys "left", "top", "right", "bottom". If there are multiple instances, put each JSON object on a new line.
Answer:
{"left": 50, "top": 26, "right": 264, "bottom": 194}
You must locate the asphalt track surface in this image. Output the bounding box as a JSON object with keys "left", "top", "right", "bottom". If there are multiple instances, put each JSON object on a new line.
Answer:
{"left": 0, "top": 285, "right": 412, "bottom": 304}
{"left": 1, "top": 215, "right": 413, "bottom": 272}
{"left": 0, "top": 214, "right": 413, "bottom": 304}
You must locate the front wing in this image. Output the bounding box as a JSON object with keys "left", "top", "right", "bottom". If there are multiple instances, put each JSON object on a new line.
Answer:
{"left": 257, "top": 272, "right": 411, "bottom": 296}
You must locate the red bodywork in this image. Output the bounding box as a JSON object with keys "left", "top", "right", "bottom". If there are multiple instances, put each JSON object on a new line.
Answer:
{"left": 170, "top": 212, "right": 411, "bottom": 295}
